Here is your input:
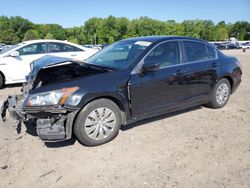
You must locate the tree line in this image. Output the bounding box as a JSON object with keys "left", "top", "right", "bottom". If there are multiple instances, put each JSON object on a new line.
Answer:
{"left": 0, "top": 15, "right": 250, "bottom": 45}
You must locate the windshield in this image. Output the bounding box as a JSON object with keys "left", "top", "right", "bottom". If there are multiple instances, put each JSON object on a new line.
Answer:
{"left": 86, "top": 40, "right": 152, "bottom": 70}
{"left": 0, "top": 44, "right": 19, "bottom": 54}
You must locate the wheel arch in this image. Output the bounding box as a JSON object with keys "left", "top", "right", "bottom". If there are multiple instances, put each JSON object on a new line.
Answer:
{"left": 72, "top": 96, "right": 124, "bottom": 146}
{"left": 217, "top": 74, "right": 234, "bottom": 93}
{"left": 86, "top": 96, "right": 126, "bottom": 123}
{"left": 77, "top": 94, "right": 129, "bottom": 125}
{"left": 67, "top": 93, "right": 130, "bottom": 140}
{"left": 222, "top": 75, "right": 233, "bottom": 90}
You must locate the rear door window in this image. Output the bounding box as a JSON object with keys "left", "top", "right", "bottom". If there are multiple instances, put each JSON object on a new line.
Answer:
{"left": 183, "top": 41, "right": 208, "bottom": 62}
{"left": 73, "top": 46, "right": 84, "bottom": 52}
{"left": 48, "top": 43, "right": 83, "bottom": 53}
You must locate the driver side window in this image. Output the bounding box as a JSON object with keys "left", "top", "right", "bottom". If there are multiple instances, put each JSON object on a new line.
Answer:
{"left": 18, "top": 43, "right": 46, "bottom": 56}
{"left": 144, "top": 41, "right": 180, "bottom": 68}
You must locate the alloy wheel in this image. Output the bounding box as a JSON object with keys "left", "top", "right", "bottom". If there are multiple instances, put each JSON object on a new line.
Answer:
{"left": 215, "top": 83, "right": 229, "bottom": 105}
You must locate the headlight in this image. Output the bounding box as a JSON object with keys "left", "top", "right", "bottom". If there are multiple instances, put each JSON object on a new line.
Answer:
{"left": 26, "top": 87, "right": 79, "bottom": 106}
{"left": 65, "top": 94, "right": 82, "bottom": 106}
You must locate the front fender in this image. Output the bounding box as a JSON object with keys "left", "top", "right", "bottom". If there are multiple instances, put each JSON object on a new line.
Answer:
{"left": 76, "top": 90, "right": 131, "bottom": 125}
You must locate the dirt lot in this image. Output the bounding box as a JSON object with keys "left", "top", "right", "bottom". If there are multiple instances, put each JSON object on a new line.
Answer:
{"left": 0, "top": 50, "right": 250, "bottom": 188}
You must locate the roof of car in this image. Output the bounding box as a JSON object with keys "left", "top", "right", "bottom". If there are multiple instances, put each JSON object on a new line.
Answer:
{"left": 19, "top": 39, "right": 90, "bottom": 48}
{"left": 15, "top": 39, "right": 93, "bottom": 51}
{"left": 21, "top": 39, "right": 72, "bottom": 44}
{"left": 122, "top": 36, "right": 206, "bottom": 43}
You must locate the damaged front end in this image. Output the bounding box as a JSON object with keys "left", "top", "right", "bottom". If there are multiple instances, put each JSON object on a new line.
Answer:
{"left": 1, "top": 95, "right": 26, "bottom": 122}
{"left": 0, "top": 56, "right": 89, "bottom": 142}
{"left": 1, "top": 55, "right": 113, "bottom": 142}
{"left": 24, "top": 105, "right": 80, "bottom": 141}
{"left": 1, "top": 88, "right": 80, "bottom": 141}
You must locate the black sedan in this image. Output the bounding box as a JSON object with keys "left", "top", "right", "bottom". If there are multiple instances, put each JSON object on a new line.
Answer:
{"left": 1, "top": 36, "right": 242, "bottom": 146}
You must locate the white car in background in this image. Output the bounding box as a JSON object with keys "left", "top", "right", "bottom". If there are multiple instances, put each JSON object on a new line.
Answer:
{"left": 242, "top": 42, "right": 250, "bottom": 49}
{"left": 0, "top": 39, "right": 98, "bottom": 88}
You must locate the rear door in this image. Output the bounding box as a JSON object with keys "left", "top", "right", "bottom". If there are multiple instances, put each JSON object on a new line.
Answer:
{"left": 129, "top": 41, "right": 189, "bottom": 118}
{"left": 182, "top": 40, "right": 218, "bottom": 104}
{"left": 47, "top": 42, "right": 90, "bottom": 60}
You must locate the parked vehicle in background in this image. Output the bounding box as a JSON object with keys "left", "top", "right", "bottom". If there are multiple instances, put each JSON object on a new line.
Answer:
{"left": 0, "top": 43, "right": 6, "bottom": 51}
{"left": 236, "top": 42, "right": 246, "bottom": 49}
{"left": 228, "top": 43, "right": 237, "bottom": 49}
{"left": 242, "top": 42, "right": 250, "bottom": 49}
{"left": 214, "top": 43, "right": 229, "bottom": 50}
{"left": 83, "top": 44, "right": 109, "bottom": 50}
{"left": 99, "top": 44, "right": 109, "bottom": 49}
{"left": 0, "top": 39, "right": 98, "bottom": 88}
{"left": 228, "top": 42, "right": 249, "bottom": 49}
{"left": 83, "top": 44, "right": 102, "bottom": 51}
{"left": 1, "top": 36, "right": 242, "bottom": 146}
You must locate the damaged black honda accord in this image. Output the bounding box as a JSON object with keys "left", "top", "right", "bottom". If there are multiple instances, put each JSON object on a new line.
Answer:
{"left": 1, "top": 36, "right": 242, "bottom": 146}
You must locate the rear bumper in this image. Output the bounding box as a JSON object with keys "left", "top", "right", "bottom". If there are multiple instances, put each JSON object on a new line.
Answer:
{"left": 231, "top": 68, "right": 242, "bottom": 94}
{"left": 232, "top": 78, "right": 241, "bottom": 93}
{"left": 1, "top": 95, "right": 79, "bottom": 142}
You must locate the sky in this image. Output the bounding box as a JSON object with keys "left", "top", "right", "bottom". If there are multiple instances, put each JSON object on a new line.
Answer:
{"left": 0, "top": 0, "right": 249, "bottom": 28}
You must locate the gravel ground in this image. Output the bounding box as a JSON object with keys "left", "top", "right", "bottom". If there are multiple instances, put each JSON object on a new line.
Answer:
{"left": 0, "top": 50, "right": 250, "bottom": 188}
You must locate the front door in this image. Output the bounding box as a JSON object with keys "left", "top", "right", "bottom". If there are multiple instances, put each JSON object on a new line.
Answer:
{"left": 8, "top": 43, "right": 47, "bottom": 82}
{"left": 129, "top": 41, "right": 189, "bottom": 118}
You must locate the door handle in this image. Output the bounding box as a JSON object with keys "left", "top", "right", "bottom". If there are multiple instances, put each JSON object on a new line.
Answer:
{"left": 212, "top": 62, "right": 218, "bottom": 67}
{"left": 70, "top": 54, "right": 77, "bottom": 57}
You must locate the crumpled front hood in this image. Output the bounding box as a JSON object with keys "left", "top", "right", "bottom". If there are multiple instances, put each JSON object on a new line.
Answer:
{"left": 27, "top": 55, "right": 113, "bottom": 90}
{"left": 29, "top": 55, "right": 73, "bottom": 80}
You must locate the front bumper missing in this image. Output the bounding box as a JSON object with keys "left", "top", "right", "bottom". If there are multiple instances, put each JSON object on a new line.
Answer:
{"left": 1, "top": 95, "right": 25, "bottom": 122}
{"left": 36, "top": 118, "right": 67, "bottom": 141}
{"left": 1, "top": 95, "right": 79, "bottom": 142}
{"left": 1, "top": 99, "right": 8, "bottom": 121}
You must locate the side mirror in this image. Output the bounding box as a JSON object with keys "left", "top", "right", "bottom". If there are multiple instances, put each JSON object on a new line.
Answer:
{"left": 142, "top": 63, "right": 160, "bottom": 73}
{"left": 9, "top": 51, "right": 20, "bottom": 57}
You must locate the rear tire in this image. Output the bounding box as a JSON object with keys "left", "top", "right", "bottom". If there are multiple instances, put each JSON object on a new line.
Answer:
{"left": 0, "top": 74, "right": 4, "bottom": 89}
{"left": 207, "top": 78, "right": 231, "bottom": 109}
{"left": 74, "top": 98, "right": 122, "bottom": 146}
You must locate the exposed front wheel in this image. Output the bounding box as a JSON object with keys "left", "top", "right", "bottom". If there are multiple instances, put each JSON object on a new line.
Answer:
{"left": 208, "top": 78, "right": 231, "bottom": 108}
{"left": 74, "top": 99, "right": 122, "bottom": 146}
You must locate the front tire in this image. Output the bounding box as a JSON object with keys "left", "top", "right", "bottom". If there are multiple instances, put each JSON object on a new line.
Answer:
{"left": 74, "top": 98, "right": 122, "bottom": 146}
{"left": 208, "top": 78, "right": 231, "bottom": 108}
